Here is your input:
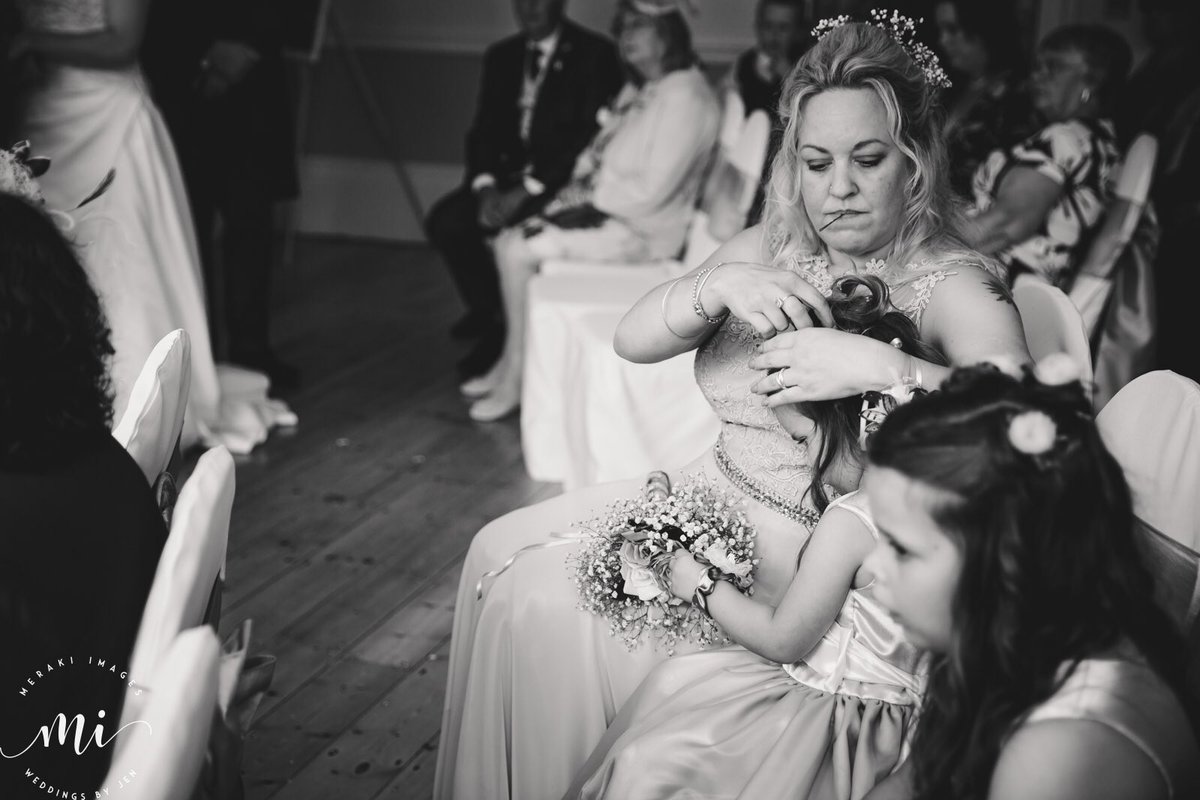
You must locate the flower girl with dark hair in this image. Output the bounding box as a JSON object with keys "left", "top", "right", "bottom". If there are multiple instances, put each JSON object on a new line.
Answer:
{"left": 861, "top": 362, "right": 1200, "bottom": 800}
{"left": 567, "top": 275, "right": 946, "bottom": 799}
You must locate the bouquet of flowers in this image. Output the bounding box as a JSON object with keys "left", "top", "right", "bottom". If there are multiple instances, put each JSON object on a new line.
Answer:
{"left": 570, "top": 471, "right": 758, "bottom": 654}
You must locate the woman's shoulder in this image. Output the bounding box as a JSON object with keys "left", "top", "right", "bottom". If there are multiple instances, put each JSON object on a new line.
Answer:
{"left": 1005, "top": 654, "right": 1200, "bottom": 799}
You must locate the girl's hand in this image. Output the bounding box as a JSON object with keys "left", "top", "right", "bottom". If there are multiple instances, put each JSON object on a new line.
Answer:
{"left": 701, "top": 261, "right": 833, "bottom": 339}
{"left": 669, "top": 549, "right": 706, "bottom": 602}
{"left": 749, "top": 328, "right": 908, "bottom": 404}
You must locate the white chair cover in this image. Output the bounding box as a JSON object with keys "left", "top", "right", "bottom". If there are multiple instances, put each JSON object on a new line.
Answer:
{"left": 1097, "top": 371, "right": 1200, "bottom": 552}
{"left": 559, "top": 309, "right": 718, "bottom": 488}
{"left": 104, "top": 627, "right": 219, "bottom": 800}
{"left": 120, "top": 445, "right": 234, "bottom": 726}
{"left": 1012, "top": 278, "right": 1094, "bottom": 388}
{"left": 1069, "top": 134, "right": 1158, "bottom": 408}
{"left": 112, "top": 328, "right": 192, "bottom": 484}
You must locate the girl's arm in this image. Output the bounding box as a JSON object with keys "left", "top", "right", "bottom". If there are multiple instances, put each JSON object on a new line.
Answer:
{"left": 615, "top": 225, "right": 833, "bottom": 364}
{"left": 14, "top": 0, "right": 151, "bottom": 68}
{"left": 669, "top": 506, "right": 875, "bottom": 664}
{"left": 989, "top": 720, "right": 1168, "bottom": 800}
{"left": 965, "top": 165, "right": 1063, "bottom": 256}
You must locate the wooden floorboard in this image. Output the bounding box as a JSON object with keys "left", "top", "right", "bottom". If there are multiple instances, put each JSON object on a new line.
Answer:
{"left": 216, "top": 237, "right": 562, "bottom": 799}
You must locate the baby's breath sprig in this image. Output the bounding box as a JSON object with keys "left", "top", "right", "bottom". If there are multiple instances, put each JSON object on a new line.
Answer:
{"left": 812, "top": 8, "right": 952, "bottom": 90}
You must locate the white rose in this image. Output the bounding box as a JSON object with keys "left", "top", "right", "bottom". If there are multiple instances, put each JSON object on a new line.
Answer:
{"left": 703, "top": 544, "right": 752, "bottom": 579}
{"left": 1008, "top": 410, "right": 1056, "bottom": 455}
{"left": 621, "top": 562, "right": 666, "bottom": 602}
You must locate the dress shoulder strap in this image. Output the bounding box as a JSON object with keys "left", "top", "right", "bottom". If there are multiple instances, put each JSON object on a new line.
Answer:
{"left": 825, "top": 491, "right": 879, "bottom": 541}
{"left": 1023, "top": 657, "right": 1199, "bottom": 799}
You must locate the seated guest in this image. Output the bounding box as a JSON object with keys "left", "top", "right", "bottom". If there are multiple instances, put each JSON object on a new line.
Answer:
{"left": 425, "top": 0, "right": 623, "bottom": 380}
{"left": 966, "top": 25, "right": 1131, "bottom": 288}
{"left": 934, "top": 0, "right": 1038, "bottom": 199}
{"left": 463, "top": 0, "right": 720, "bottom": 422}
{"left": 0, "top": 192, "right": 166, "bottom": 795}
{"left": 862, "top": 362, "right": 1200, "bottom": 800}
{"left": 713, "top": 0, "right": 810, "bottom": 230}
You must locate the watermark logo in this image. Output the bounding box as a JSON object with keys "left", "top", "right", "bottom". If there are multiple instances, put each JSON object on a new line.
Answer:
{"left": 2, "top": 655, "right": 150, "bottom": 798}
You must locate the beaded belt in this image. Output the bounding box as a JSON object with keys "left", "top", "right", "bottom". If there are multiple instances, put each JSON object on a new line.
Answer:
{"left": 713, "top": 437, "right": 821, "bottom": 531}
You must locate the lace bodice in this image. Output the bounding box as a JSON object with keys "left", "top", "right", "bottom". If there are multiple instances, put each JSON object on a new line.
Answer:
{"left": 782, "top": 493, "right": 926, "bottom": 702}
{"left": 694, "top": 252, "right": 953, "bottom": 521}
{"left": 17, "top": 0, "right": 105, "bottom": 33}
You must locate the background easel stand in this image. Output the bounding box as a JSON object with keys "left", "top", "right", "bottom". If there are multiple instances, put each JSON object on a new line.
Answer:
{"left": 284, "top": 1, "right": 424, "bottom": 265}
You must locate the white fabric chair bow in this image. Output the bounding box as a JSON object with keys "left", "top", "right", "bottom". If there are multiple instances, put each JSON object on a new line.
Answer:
{"left": 113, "top": 328, "right": 191, "bottom": 485}
{"left": 120, "top": 445, "right": 234, "bottom": 729}
{"left": 1012, "top": 279, "right": 1094, "bottom": 390}
{"left": 103, "top": 627, "right": 219, "bottom": 800}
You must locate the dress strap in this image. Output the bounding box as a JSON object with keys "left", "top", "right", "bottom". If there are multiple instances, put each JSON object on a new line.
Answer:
{"left": 825, "top": 491, "right": 879, "bottom": 541}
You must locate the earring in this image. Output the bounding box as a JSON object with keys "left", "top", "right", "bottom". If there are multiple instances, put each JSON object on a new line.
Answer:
{"left": 1081, "top": 87, "right": 1091, "bottom": 104}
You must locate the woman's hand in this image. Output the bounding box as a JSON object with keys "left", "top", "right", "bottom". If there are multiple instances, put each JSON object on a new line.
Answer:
{"left": 749, "top": 328, "right": 908, "bottom": 404}
{"left": 669, "top": 549, "right": 706, "bottom": 602}
{"left": 701, "top": 261, "right": 833, "bottom": 339}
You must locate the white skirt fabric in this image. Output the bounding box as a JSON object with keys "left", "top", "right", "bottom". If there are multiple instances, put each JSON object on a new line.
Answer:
{"left": 18, "top": 64, "right": 295, "bottom": 453}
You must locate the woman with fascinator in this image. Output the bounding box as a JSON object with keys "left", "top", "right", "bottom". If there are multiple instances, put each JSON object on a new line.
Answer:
{"left": 463, "top": 0, "right": 720, "bottom": 421}
{"left": 436, "top": 14, "right": 1030, "bottom": 800}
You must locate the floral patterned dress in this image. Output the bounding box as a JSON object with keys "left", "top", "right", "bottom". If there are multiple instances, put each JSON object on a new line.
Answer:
{"left": 971, "top": 118, "right": 1121, "bottom": 287}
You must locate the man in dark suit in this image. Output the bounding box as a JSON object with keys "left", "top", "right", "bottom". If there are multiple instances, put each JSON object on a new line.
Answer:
{"left": 142, "top": 0, "right": 300, "bottom": 389}
{"left": 427, "top": 0, "right": 623, "bottom": 378}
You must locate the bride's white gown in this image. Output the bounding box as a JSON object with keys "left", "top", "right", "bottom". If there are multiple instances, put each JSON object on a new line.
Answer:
{"left": 16, "top": 0, "right": 295, "bottom": 453}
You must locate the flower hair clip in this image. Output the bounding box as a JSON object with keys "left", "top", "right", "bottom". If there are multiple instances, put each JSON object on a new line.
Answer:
{"left": 0, "top": 140, "right": 51, "bottom": 206}
{"left": 1008, "top": 410, "right": 1056, "bottom": 456}
{"left": 812, "top": 8, "right": 952, "bottom": 90}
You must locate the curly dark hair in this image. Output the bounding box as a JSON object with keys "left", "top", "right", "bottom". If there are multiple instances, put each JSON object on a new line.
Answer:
{"left": 866, "top": 363, "right": 1189, "bottom": 800}
{"left": 797, "top": 274, "right": 948, "bottom": 513}
{"left": 0, "top": 194, "right": 114, "bottom": 467}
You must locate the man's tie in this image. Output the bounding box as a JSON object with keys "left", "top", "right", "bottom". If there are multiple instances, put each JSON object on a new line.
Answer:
{"left": 526, "top": 44, "right": 543, "bottom": 83}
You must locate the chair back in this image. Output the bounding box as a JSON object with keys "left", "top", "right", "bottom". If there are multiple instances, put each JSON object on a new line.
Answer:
{"left": 697, "top": 101, "right": 773, "bottom": 252}
{"left": 1075, "top": 134, "right": 1158, "bottom": 282}
{"left": 104, "top": 627, "right": 219, "bottom": 800}
{"left": 1097, "top": 370, "right": 1200, "bottom": 552}
{"left": 113, "top": 329, "right": 191, "bottom": 484}
{"left": 1012, "top": 279, "right": 1094, "bottom": 387}
{"left": 120, "top": 445, "right": 234, "bottom": 727}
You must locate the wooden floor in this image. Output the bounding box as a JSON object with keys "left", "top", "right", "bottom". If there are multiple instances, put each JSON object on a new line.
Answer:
{"left": 213, "top": 237, "right": 560, "bottom": 799}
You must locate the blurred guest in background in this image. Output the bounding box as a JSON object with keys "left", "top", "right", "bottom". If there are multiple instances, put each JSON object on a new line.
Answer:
{"left": 934, "top": 0, "right": 1038, "bottom": 199}
{"left": 1121, "top": 0, "right": 1200, "bottom": 381}
{"left": 142, "top": 0, "right": 301, "bottom": 389}
{"left": 0, "top": 192, "right": 165, "bottom": 797}
{"left": 967, "top": 25, "right": 1130, "bottom": 289}
{"left": 462, "top": 0, "right": 720, "bottom": 422}
{"left": 713, "top": 0, "right": 811, "bottom": 233}
{"left": 426, "top": 0, "right": 623, "bottom": 380}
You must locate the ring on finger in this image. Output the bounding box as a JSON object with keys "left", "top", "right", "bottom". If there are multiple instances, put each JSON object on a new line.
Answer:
{"left": 775, "top": 369, "right": 788, "bottom": 391}
{"left": 774, "top": 294, "right": 790, "bottom": 309}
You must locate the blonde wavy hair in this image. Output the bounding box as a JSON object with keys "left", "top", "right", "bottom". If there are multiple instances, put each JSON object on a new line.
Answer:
{"left": 763, "top": 23, "right": 985, "bottom": 274}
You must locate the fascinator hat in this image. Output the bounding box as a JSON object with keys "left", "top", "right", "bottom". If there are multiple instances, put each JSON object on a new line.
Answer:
{"left": 628, "top": 0, "right": 699, "bottom": 17}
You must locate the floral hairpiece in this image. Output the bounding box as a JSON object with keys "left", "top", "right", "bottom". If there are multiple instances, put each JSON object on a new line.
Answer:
{"left": 1005, "top": 353, "right": 1085, "bottom": 457}
{"left": 812, "top": 8, "right": 952, "bottom": 90}
{"left": 0, "top": 140, "right": 50, "bottom": 206}
{"left": 859, "top": 373, "right": 924, "bottom": 448}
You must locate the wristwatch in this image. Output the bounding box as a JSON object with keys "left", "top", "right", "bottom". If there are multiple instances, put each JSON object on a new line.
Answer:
{"left": 692, "top": 565, "right": 721, "bottom": 618}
